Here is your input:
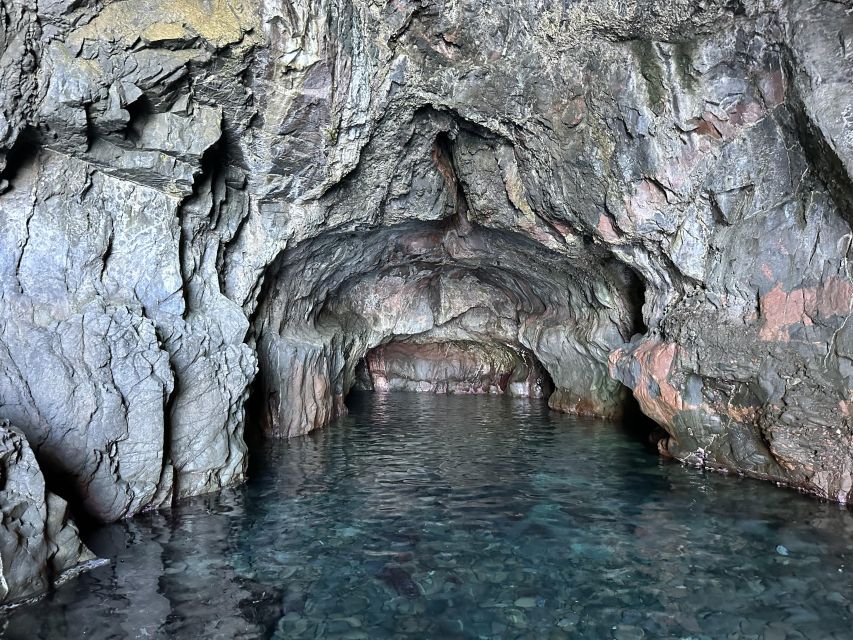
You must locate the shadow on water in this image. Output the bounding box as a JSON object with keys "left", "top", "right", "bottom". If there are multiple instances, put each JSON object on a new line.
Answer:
{"left": 4, "top": 392, "right": 853, "bottom": 639}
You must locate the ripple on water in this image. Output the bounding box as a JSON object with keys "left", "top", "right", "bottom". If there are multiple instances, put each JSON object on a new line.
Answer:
{"left": 4, "top": 391, "right": 853, "bottom": 639}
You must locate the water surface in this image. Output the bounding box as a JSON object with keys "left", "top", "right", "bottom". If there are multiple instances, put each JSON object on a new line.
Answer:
{"left": 4, "top": 392, "right": 853, "bottom": 639}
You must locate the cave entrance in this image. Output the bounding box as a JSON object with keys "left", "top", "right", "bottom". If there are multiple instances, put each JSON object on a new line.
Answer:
{"left": 249, "top": 115, "right": 651, "bottom": 440}
{"left": 251, "top": 222, "right": 650, "bottom": 439}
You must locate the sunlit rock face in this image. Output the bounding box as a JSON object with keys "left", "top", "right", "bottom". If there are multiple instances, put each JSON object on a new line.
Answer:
{"left": 0, "top": 0, "right": 853, "bottom": 545}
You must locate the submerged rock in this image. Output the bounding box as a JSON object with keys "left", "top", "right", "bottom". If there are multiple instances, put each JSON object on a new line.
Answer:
{"left": 377, "top": 564, "right": 422, "bottom": 600}
{"left": 0, "top": 421, "right": 99, "bottom": 605}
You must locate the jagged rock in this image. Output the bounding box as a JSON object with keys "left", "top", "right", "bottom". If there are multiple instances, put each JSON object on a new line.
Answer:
{"left": 0, "top": 420, "right": 98, "bottom": 605}
{"left": 0, "top": 0, "right": 852, "bottom": 558}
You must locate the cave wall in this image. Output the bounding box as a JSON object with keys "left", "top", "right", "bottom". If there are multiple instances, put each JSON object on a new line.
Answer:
{"left": 0, "top": 0, "right": 852, "bottom": 535}
{"left": 0, "top": 420, "right": 99, "bottom": 605}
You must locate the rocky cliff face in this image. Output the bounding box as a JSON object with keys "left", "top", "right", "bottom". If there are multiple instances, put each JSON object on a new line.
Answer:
{"left": 1, "top": 0, "right": 853, "bottom": 546}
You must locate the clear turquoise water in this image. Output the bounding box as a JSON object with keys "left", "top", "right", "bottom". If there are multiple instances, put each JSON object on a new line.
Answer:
{"left": 4, "top": 392, "right": 853, "bottom": 639}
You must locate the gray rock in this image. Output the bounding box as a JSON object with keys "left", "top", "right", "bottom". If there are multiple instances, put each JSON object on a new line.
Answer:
{"left": 0, "top": 420, "right": 99, "bottom": 605}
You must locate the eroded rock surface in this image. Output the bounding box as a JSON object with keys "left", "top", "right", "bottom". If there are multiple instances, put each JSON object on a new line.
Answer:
{"left": 0, "top": 421, "right": 98, "bottom": 605}
{"left": 1, "top": 0, "right": 853, "bottom": 548}
{"left": 365, "top": 341, "right": 551, "bottom": 397}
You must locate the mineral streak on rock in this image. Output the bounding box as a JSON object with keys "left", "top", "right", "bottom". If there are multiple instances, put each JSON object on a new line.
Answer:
{"left": 0, "top": 0, "right": 853, "bottom": 569}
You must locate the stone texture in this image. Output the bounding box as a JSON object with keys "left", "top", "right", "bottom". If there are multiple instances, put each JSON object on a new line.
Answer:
{"left": 365, "top": 341, "right": 552, "bottom": 397}
{"left": 0, "top": 0, "right": 852, "bottom": 555}
{"left": 0, "top": 420, "right": 98, "bottom": 605}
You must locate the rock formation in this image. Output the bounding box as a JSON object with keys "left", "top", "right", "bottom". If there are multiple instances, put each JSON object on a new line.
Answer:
{"left": 0, "top": 421, "right": 99, "bottom": 605}
{"left": 1, "top": 0, "right": 853, "bottom": 561}
{"left": 363, "top": 341, "right": 551, "bottom": 398}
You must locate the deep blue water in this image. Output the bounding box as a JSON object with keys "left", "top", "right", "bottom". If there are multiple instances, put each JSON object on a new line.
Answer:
{"left": 4, "top": 392, "right": 853, "bottom": 639}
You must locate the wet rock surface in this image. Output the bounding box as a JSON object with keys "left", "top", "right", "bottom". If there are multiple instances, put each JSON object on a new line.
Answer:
{"left": 0, "top": 420, "right": 98, "bottom": 606}
{"left": 0, "top": 0, "right": 852, "bottom": 552}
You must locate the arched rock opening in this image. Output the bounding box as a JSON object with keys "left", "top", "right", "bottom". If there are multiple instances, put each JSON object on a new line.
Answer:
{"left": 252, "top": 227, "right": 647, "bottom": 438}
{"left": 250, "top": 110, "right": 650, "bottom": 438}
{"left": 357, "top": 341, "right": 553, "bottom": 399}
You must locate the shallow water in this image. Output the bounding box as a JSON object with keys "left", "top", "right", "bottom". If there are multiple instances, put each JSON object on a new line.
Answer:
{"left": 4, "top": 392, "right": 853, "bottom": 639}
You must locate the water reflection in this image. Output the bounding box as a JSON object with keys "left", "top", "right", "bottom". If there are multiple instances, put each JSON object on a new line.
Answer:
{"left": 4, "top": 392, "right": 853, "bottom": 639}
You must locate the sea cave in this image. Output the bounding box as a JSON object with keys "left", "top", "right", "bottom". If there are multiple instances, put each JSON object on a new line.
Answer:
{"left": 2, "top": 0, "right": 853, "bottom": 637}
